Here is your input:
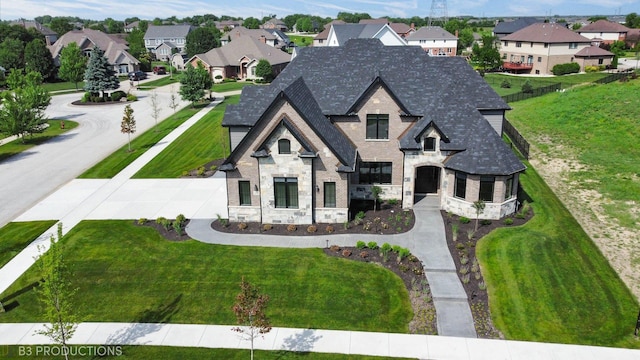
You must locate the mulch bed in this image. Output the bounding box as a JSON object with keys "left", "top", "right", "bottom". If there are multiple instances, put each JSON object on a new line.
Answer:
{"left": 211, "top": 200, "right": 415, "bottom": 236}
{"left": 442, "top": 205, "right": 533, "bottom": 338}
{"left": 135, "top": 218, "right": 191, "bottom": 241}
{"left": 180, "top": 159, "right": 224, "bottom": 178}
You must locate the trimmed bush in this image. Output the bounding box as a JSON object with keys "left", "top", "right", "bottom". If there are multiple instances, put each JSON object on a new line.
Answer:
{"left": 306, "top": 225, "right": 317, "bottom": 233}
{"left": 500, "top": 80, "right": 511, "bottom": 88}
{"left": 367, "top": 241, "right": 378, "bottom": 250}
{"left": 521, "top": 80, "right": 534, "bottom": 93}
{"left": 552, "top": 62, "right": 580, "bottom": 76}
{"left": 126, "top": 94, "right": 138, "bottom": 101}
{"left": 356, "top": 240, "right": 366, "bottom": 249}
{"left": 111, "top": 90, "right": 127, "bottom": 101}
{"left": 459, "top": 216, "right": 471, "bottom": 224}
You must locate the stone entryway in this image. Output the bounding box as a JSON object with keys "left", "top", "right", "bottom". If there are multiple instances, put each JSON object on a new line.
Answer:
{"left": 414, "top": 166, "right": 440, "bottom": 203}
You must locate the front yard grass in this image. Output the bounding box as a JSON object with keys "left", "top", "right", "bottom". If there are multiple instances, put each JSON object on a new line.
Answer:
{"left": 476, "top": 162, "right": 639, "bottom": 348}
{"left": 133, "top": 95, "right": 238, "bottom": 178}
{"left": 0, "top": 220, "right": 412, "bottom": 333}
{"left": 136, "top": 75, "right": 180, "bottom": 90}
{"left": 78, "top": 103, "right": 207, "bottom": 178}
{"left": 0, "top": 221, "right": 57, "bottom": 268}
{"left": 0, "top": 120, "right": 78, "bottom": 162}
{"left": 212, "top": 81, "right": 256, "bottom": 93}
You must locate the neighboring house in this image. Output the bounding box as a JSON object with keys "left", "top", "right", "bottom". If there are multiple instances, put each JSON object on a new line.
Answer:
{"left": 626, "top": 28, "right": 640, "bottom": 48}
{"left": 220, "top": 27, "right": 278, "bottom": 48}
{"left": 154, "top": 42, "right": 178, "bottom": 61}
{"left": 124, "top": 21, "right": 140, "bottom": 33}
{"left": 144, "top": 24, "right": 193, "bottom": 58}
{"left": 188, "top": 35, "right": 291, "bottom": 81}
{"left": 215, "top": 20, "right": 243, "bottom": 31}
{"left": 11, "top": 19, "right": 58, "bottom": 45}
{"left": 493, "top": 17, "right": 542, "bottom": 39}
{"left": 265, "top": 29, "right": 293, "bottom": 48}
{"left": 320, "top": 23, "right": 407, "bottom": 47}
{"left": 261, "top": 18, "right": 287, "bottom": 32}
{"left": 576, "top": 19, "right": 629, "bottom": 45}
{"left": 574, "top": 46, "right": 615, "bottom": 69}
{"left": 406, "top": 26, "right": 458, "bottom": 56}
{"left": 313, "top": 20, "right": 345, "bottom": 46}
{"left": 171, "top": 53, "right": 188, "bottom": 70}
{"left": 359, "top": 18, "right": 416, "bottom": 38}
{"left": 220, "top": 39, "right": 525, "bottom": 225}
{"left": 48, "top": 28, "right": 139, "bottom": 74}
{"left": 500, "top": 23, "right": 600, "bottom": 75}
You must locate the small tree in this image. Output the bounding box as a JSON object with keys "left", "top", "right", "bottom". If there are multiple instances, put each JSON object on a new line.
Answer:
{"left": 35, "top": 223, "right": 78, "bottom": 360}
{"left": 179, "top": 63, "right": 211, "bottom": 106}
{"left": 371, "top": 186, "right": 383, "bottom": 212}
{"left": 121, "top": 105, "right": 136, "bottom": 152}
{"left": 169, "top": 85, "right": 180, "bottom": 113}
{"left": 255, "top": 59, "right": 273, "bottom": 83}
{"left": 472, "top": 200, "right": 486, "bottom": 231}
{"left": 149, "top": 90, "right": 161, "bottom": 130}
{"left": 232, "top": 277, "right": 271, "bottom": 360}
{"left": 84, "top": 46, "right": 119, "bottom": 99}
{"left": 0, "top": 70, "right": 51, "bottom": 142}
{"left": 58, "top": 42, "right": 87, "bottom": 90}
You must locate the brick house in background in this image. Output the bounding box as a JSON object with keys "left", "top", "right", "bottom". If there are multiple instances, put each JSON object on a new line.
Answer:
{"left": 500, "top": 23, "right": 612, "bottom": 75}
{"left": 220, "top": 39, "right": 525, "bottom": 225}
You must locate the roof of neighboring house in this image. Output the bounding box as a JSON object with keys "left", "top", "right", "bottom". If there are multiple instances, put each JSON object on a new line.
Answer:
{"left": 223, "top": 39, "right": 523, "bottom": 175}
{"left": 502, "top": 23, "right": 591, "bottom": 43}
{"left": 329, "top": 23, "right": 405, "bottom": 45}
{"left": 265, "top": 29, "right": 291, "bottom": 44}
{"left": 144, "top": 24, "right": 193, "bottom": 39}
{"left": 262, "top": 18, "right": 286, "bottom": 27}
{"left": 323, "top": 20, "right": 346, "bottom": 30}
{"left": 124, "top": 21, "right": 139, "bottom": 30}
{"left": 574, "top": 45, "right": 614, "bottom": 57}
{"left": 406, "top": 26, "right": 457, "bottom": 41}
{"left": 578, "top": 19, "right": 630, "bottom": 33}
{"left": 11, "top": 20, "right": 57, "bottom": 36}
{"left": 627, "top": 28, "right": 640, "bottom": 41}
{"left": 156, "top": 41, "right": 177, "bottom": 49}
{"left": 389, "top": 22, "right": 413, "bottom": 35}
{"left": 494, "top": 17, "right": 542, "bottom": 35}
{"left": 191, "top": 35, "right": 291, "bottom": 68}
{"left": 48, "top": 28, "right": 139, "bottom": 65}
{"left": 222, "top": 27, "right": 276, "bottom": 42}
{"left": 359, "top": 18, "right": 390, "bottom": 24}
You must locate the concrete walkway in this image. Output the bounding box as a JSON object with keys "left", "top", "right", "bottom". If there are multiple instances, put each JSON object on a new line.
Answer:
{"left": 1, "top": 322, "right": 639, "bottom": 360}
{"left": 185, "top": 195, "right": 476, "bottom": 338}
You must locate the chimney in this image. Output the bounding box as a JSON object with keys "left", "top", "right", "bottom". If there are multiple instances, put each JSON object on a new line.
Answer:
{"left": 260, "top": 35, "right": 266, "bottom": 43}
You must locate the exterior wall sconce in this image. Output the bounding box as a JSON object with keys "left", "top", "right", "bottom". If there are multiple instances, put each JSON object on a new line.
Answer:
{"left": 254, "top": 184, "right": 258, "bottom": 191}
{"left": 315, "top": 185, "right": 320, "bottom": 192}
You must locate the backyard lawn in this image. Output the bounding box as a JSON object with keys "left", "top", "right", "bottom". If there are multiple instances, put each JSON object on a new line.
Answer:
{"left": 0, "top": 220, "right": 412, "bottom": 333}
{"left": 0, "top": 120, "right": 78, "bottom": 162}
{"left": 133, "top": 95, "right": 238, "bottom": 178}
{"left": 484, "top": 72, "right": 610, "bottom": 96}
{"left": 0, "top": 221, "right": 57, "bottom": 268}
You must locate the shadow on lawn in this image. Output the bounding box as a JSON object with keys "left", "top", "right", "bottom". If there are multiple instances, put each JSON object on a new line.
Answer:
{"left": 276, "top": 329, "right": 323, "bottom": 357}
{"left": 105, "top": 294, "right": 182, "bottom": 346}
{"left": 0, "top": 281, "right": 40, "bottom": 313}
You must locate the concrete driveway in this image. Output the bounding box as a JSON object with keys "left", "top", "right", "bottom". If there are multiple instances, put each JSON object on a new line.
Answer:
{"left": 0, "top": 81, "right": 189, "bottom": 227}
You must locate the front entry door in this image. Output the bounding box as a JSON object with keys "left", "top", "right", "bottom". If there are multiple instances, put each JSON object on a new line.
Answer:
{"left": 415, "top": 166, "right": 440, "bottom": 194}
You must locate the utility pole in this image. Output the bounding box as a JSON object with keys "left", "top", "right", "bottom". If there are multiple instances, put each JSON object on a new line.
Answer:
{"left": 428, "top": 0, "right": 448, "bottom": 27}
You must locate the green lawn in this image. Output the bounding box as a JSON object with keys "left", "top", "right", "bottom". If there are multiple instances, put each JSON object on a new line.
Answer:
{"left": 0, "top": 221, "right": 57, "bottom": 268}
{"left": 0, "top": 120, "right": 78, "bottom": 162}
{"left": 136, "top": 75, "right": 180, "bottom": 90}
{"left": 212, "top": 81, "right": 256, "bottom": 93}
{"left": 288, "top": 34, "right": 315, "bottom": 47}
{"left": 476, "top": 162, "right": 639, "bottom": 348}
{"left": 133, "top": 95, "right": 238, "bottom": 178}
{"left": 42, "top": 81, "right": 86, "bottom": 93}
{"left": 3, "top": 346, "right": 410, "bottom": 359}
{"left": 507, "top": 80, "right": 640, "bottom": 228}
{"left": 484, "top": 72, "right": 610, "bottom": 96}
{"left": 0, "top": 220, "right": 412, "bottom": 333}
{"left": 78, "top": 103, "right": 207, "bottom": 178}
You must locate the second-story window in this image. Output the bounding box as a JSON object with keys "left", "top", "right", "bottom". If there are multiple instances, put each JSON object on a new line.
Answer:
{"left": 366, "top": 114, "right": 389, "bottom": 140}
{"left": 278, "top": 139, "right": 291, "bottom": 154}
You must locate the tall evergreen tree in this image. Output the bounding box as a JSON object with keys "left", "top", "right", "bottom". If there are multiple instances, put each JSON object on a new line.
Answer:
{"left": 58, "top": 42, "right": 86, "bottom": 90}
{"left": 83, "top": 46, "right": 119, "bottom": 97}
{"left": 25, "top": 38, "right": 56, "bottom": 81}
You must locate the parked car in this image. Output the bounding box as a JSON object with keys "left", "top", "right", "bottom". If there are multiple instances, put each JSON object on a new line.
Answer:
{"left": 128, "top": 71, "right": 147, "bottom": 81}
{"left": 153, "top": 66, "right": 166, "bottom": 75}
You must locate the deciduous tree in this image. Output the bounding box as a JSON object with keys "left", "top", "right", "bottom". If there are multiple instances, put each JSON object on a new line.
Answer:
{"left": 185, "top": 27, "right": 219, "bottom": 58}
{"left": 25, "top": 38, "right": 56, "bottom": 81}
{"left": 58, "top": 42, "right": 86, "bottom": 90}
{"left": 0, "top": 37, "right": 25, "bottom": 71}
{"left": 179, "top": 63, "right": 211, "bottom": 106}
{"left": 255, "top": 59, "right": 273, "bottom": 82}
{"left": 49, "top": 18, "right": 74, "bottom": 37}
{"left": 472, "top": 200, "right": 486, "bottom": 231}
{"left": 0, "top": 70, "right": 51, "bottom": 142}
{"left": 243, "top": 17, "right": 261, "bottom": 29}
{"left": 472, "top": 35, "right": 502, "bottom": 74}
{"left": 84, "top": 46, "right": 119, "bottom": 98}
{"left": 121, "top": 104, "right": 136, "bottom": 152}
{"left": 149, "top": 90, "right": 161, "bottom": 130}
{"left": 232, "top": 277, "right": 271, "bottom": 360}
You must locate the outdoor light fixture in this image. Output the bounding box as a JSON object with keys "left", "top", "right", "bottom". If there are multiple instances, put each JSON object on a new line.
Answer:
{"left": 254, "top": 184, "right": 258, "bottom": 191}
{"left": 315, "top": 185, "right": 320, "bottom": 192}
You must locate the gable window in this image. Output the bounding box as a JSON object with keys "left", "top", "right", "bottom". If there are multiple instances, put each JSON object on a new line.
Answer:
{"left": 479, "top": 176, "right": 495, "bottom": 202}
{"left": 278, "top": 139, "right": 291, "bottom": 154}
{"left": 569, "top": 42, "right": 577, "bottom": 49}
{"left": 454, "top": 172, "right": 466, "bottom": 199}
{"left": 359, "top": 162, "right": 392, "bottom": 184}
{"left": 274, "top": 177, "right": 298, "bottom": 208}
{"left": 423, "top": 137, "right": 436, "bottom": 152}
{"left": 324, "top": 182, "right": 336, "bottom": 208}
{"left": 366, "top": 114, "right": 389, "bottom": 140}
{"left": 504, "top": 175, "right": 514, "bottom": 201}
{"left": 516, "top": 42, "right": 522, "bottom": 48}
{"left": 503, "top": 41, "right": 508, "bottom": 47}
{"left": 239, "top": 181, "right": 251, "bottom": 206}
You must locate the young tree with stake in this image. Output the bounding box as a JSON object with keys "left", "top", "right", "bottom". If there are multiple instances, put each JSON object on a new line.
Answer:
{"left": 232, "top": 277, "right": 271, "bottom": 360}
{"left": 149, "top": 90, "right": 161, "bottom": 130}
{"left": 121, "top": 104, "right": 136, "bottom": 152}
{"left": 472, "top": 200, "right": 486, "bottom": 231}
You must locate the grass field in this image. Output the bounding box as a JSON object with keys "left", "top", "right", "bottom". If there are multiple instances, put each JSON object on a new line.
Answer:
{"left": 476, "top": 162, "right": 639, "bottom": 348}
{"left": 136, "top": 75, "right": 180, "bottom": 90}
{"left": 0, "top": 220, "right": 412, "bottom": 333}
{"left": 288, "top": 34, "right": 315, "bottom": 47}
{"left": 3, "top": 346, "right": 410, "bottom": 359}
{"left": 78, "top": 104, "right": 207, "bottom": 178}
{"left": 133, "top": 95, "right": 238, "bottom": 178}
{"left": 484, "top": 72, "right": 610, "bottom": 96}
{"left": 212, "top": 81, "right": 257, "bottom": 93}
{"left": 0, "top": 221, "right": 57, "bottom": 268}
{"left": 0, "top": 120, "right": 78, "bottom": 162}
{"left": 42, "top": 81, "right": 86, "bottom": 92}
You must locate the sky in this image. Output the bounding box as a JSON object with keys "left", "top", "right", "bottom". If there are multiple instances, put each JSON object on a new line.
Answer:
{"left": 1, "top": 0, "right": 640, "bottom": 21}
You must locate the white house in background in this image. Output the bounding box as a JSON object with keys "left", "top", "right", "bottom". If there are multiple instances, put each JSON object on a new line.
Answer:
{"left": 319, "top": 23, "right": 407, "bottom": 47}
{"left": 406, "top": 26, "right": 458, "bottom": 56}
{"left": 576, "top": 19, "right": 630, "bottom": 45}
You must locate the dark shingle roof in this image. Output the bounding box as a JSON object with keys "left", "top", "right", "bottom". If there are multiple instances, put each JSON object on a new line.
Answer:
{"left": 494, "top": 17, "right": 542, "bottom": 35}
{"left": 223, "top": 39, "right": 523, "bottom": 175}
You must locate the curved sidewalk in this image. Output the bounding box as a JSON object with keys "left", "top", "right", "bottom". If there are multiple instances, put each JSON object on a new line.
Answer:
{"left": 185, "top": 196, "right": 476, "bottom": 338}
{"left": 1, "top": 322, "right": 639, "bottom": 360}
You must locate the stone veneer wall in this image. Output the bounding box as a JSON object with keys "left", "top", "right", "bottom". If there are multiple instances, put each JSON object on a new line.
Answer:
{"left": 442, "top": 171, "right": 520, "bottom": 219}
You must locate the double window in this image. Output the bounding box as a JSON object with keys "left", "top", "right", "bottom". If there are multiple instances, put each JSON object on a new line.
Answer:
{"left": 479, "top": 176, "right": 495, "bottom": 202}
{"left": 366, "top": 114, "right": 389, "bottom": 140}
{"left": 454, "top": 172, "right": 466, "bottom": 199}
{"left": 239, "top": 181, "right": 251, "bottom": 206}
{"left": 359, "top": 162, "right": 392, "bottom": 184}
{"left": 569, "top": 42, "right": 577, "bottom": 49}
{"left": 324, "top": 182, "right": 336, "bottom": 208}
{"left": 274, "top": 178, "right": 298, "bottom": 208}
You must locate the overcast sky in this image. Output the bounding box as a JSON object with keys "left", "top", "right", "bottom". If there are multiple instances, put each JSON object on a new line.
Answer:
{"left": 1, "top": 0, "right": 639, "bottom": 21}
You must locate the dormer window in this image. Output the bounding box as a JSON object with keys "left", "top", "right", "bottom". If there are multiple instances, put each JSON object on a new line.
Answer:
{"left": 278, "top": 139, "right": 291, "bottom": 154}
{"left": 366, "top": 114, "right": 389, "bottom": 140}
{"left": 424, "top": 137, "right": 436, "bottom": 152}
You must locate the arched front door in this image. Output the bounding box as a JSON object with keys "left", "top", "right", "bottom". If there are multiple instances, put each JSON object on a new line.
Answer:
{"left": 414, "top": 166, "right": 440, "bottom": 202}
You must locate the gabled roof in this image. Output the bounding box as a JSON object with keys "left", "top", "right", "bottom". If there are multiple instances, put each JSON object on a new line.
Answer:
{"left": 11, "top": 20, "right": 57, "bottom": 36}
{"left": 265, "top": 29, "right": 290, "bottom": 43}
{"left": 574, "top": 45, "right": 614, "bottom": 57}
{"left": 223, "top": 39, "right": 521, "bottom": 175}
{"left": 503, "top": 23, "right": 591, "bottom": 43}
{"left": 124, "top": 21, "right": 139, "bottom": 30}
{"left": 406, "top": 26, "right": 457, "bottom": 41}
{"left": 494, "top": 17, "right": 542, "bottom": 35}
{"left": 48, "top": 28, "right": 138, "bottom": 66}
{"left": 144, "top": 25, "right": 193, "bottom": 39}
{"left": 192, "top": 35, "right": 291, "bottom": 67}
{"left": 578, "top": 20, "right": 629, "bottom": 33}
{"left": 222, "top": 27, "right": 276, "bottom": 42}
{"left": 330, "top": 24, "right": 385, "bottom": 45}
{"left": 389, "top": 23, "right": 413, "bottom": 35}
{"left": 253, "top": 118, "right": 317, "bottom": 157}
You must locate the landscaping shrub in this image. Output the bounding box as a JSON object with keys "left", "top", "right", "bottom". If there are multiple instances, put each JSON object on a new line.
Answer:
{"left": 392, "top": 244, "right": 402, "bottom": 253}
{"left": 306, "top": 225, "right": 317, "bottom": 233}
{"left": 355, "top": 211, "right": 366, "bottom": 221}
{"left": 325, "top": 225, "right": 334, "bottom": 233}
{"left": 552, "top": 62, "right": 580, "bottom": 76}
{"left": 126, "top": 94, "right": 138, "bottom": 101}
{"left": 175, "top": 214, "right": 186, "bottom": 225}
{"left": 356, "top": 240, "right": 366, "bottom": 249}
{"left": 387, "top": 199, "right": 399, "bottom": 206}
{"left": 397, "top": 247, "right": 411, "bottom": 263}
{"left": 367, "top": 241, "right": 378, "bottom": 250}
{"left": 197, "top": 166, "right": 205, "bottom": 176}
{"left": 263, "top": 224, "right": 272, "bottom": 231}
{"left": 172, "top": 220, "right": 183, "bottom": 235}
{"left": 359, "top": 251, "right": 368, "bottom": 258}
{"left": 330, "top": 244, "right": 340, "bottom": 252}
{"left": 111, "top": 91, "right": 127, "bottom": 101}
{"left": 459, "top": 216, "right": 470, "bottom": 224}
{"left": 237, "top": 222, "right": 248, "bottom": 230}
{"left": 380, "top": 243, "right": 392, "bottom": 255}
{"left": 342, "top": 249, "right": 352, "bottom": 257}
{"left": 521, "top": 80, "right": 534, "bottom": 94}
{"left": 81, "top": 92, "right": 91, "bottom": 103}
{"left": 584, "top": 65, "right": 600, "bottom": 73}
{"left": 504, "top": 218, "right": 514, "bottom": 225}
{"left": 156, "top": 216, "right": 170, "bottom": 230}
{"left": 501, "top": 80, "right": 511, "bottom": 88}
{"left": 286, "top": 224, "right": 297, "bottom": 232}
{"left": 137, "top": 218, "right": 147, "bottom": 225}
{"left": 480, "top": 219, "right": 492, "bottom": 226}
